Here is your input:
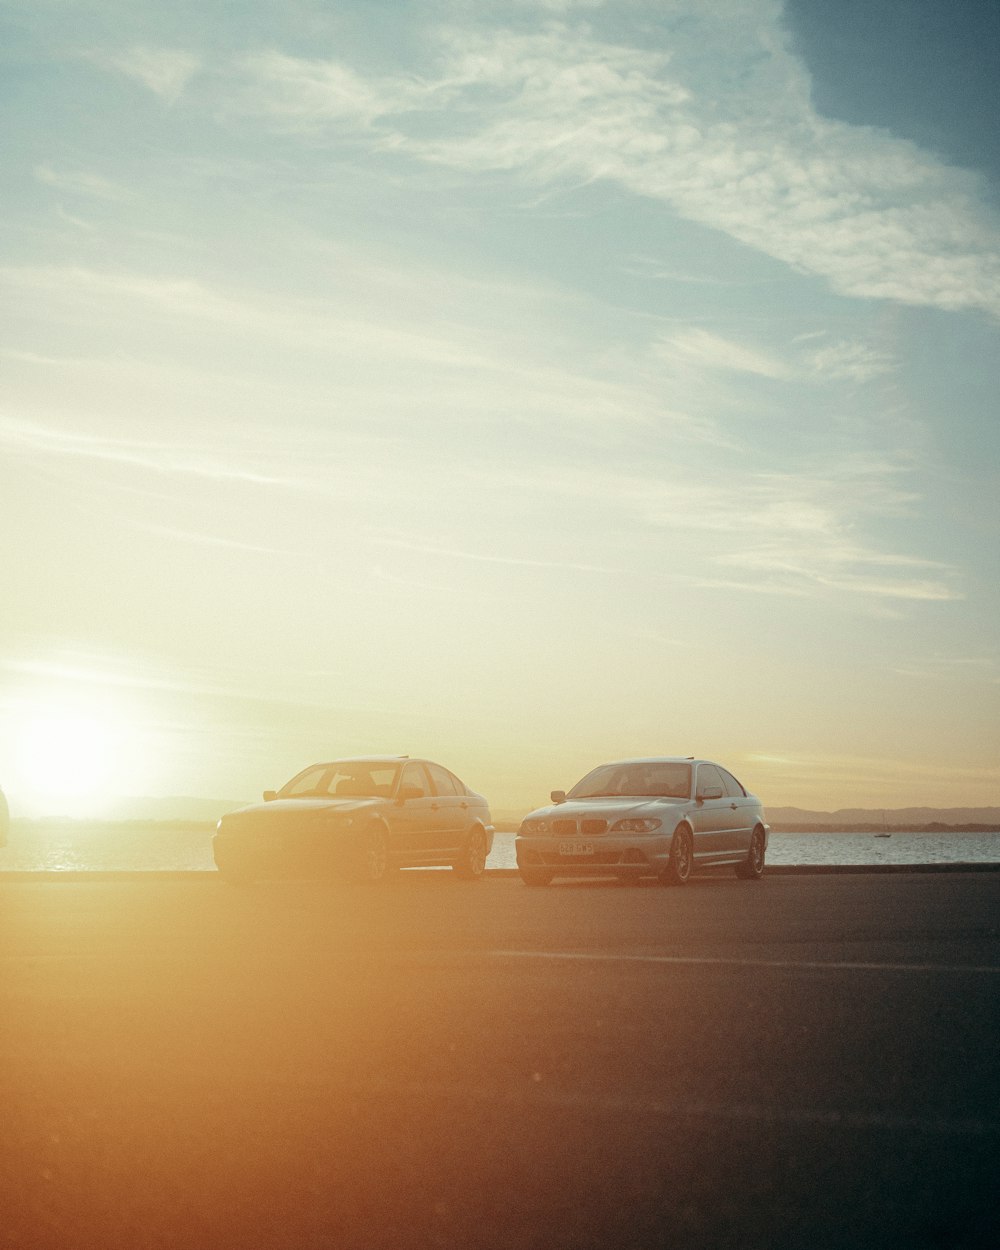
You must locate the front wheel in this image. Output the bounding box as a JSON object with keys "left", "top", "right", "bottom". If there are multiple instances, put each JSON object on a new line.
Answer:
{"left": 453, "top": 826, "right": 488, "bottom": 880}
{"left": 659, "top": 825, "right": 693, "bottom": 886}
{"left": 736, "top": 826, "right": 766, "bottom": 880}
{"left": 353, "top": 822, "right": 390, "bottom": 883}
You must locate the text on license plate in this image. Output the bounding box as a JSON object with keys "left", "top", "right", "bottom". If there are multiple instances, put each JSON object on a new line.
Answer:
{"left": 559, "top": 840, "right": 594, "bottom": 856}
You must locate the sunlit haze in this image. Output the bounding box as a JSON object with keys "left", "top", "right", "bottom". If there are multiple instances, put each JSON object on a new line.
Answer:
{"left": 2, "top": 0, "right": 998, "bottom": 818}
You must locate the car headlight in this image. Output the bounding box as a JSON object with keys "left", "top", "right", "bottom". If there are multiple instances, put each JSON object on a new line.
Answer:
{"left": 316, "top": 814, "right": 352, "bottom": 829}
{"left": 611, "top": 817, "right": 662, "bottom": 834}
{"left": 520, "top": 819, "right": 550, "bottom": 835}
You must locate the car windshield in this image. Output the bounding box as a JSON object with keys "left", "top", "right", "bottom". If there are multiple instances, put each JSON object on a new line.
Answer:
{"left": 279, "top": 762, "right": 401, "bottom": 799}
{"left": 568, "top": 762, "right": 692, "bottom": 800}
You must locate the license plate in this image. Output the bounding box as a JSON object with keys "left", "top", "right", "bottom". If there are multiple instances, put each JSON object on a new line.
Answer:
{"left": 558, "top": 840, "right": 594, "bottom": 856}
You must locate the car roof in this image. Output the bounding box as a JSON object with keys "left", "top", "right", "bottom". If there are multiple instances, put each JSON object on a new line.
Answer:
{"left": 594, "top": 757, "right": 703, "bottom": 766}
{"left": 310, "top": 756, "right": 411, "bottom": 766}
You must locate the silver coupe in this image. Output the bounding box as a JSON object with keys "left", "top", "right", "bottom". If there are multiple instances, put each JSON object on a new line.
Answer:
{"left": 515, "top": 756, "right": 768, "bottom": 886}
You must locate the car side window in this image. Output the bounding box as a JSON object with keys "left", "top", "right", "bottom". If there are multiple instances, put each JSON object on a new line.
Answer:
{"left": 719, "top": 768, "right": 746, "bottom": 798}
{"left": 426, "top": 764, "right": 460, "bottom": 796}
{"left": 696, "top": 764, "right": 725, "bottom": 798}
{"left": 399, "top": 762, "right": 430, "bottom": 797}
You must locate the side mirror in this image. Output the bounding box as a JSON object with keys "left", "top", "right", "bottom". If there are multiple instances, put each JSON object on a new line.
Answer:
{"left": 263, "top": 790, "right": 277, "bottom": 802}
{"left": 396, "top": 785, "right": 424, "bottom": 804}
{"left": 697, "top": 785, "right": 723, "bottom": 801}
{"left": 550, "top": 789, "right": 567, "bottom": 805}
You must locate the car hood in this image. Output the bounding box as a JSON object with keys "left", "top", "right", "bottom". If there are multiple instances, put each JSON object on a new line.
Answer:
{"left": 522, "top": 796, "right": 685, "bottom": 824}
{"left": 219, "top": 797, "right": 382, "bottom": 827}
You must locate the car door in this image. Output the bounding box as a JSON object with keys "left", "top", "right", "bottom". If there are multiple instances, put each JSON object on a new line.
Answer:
{"left": 719, "top": 766, "right": 755, "bottom": 854}
{"left": 386, "top": 761, "right": 442, "bottom": 860}
{"left": 424, "top": 763, "right": 468, "bottom": 854}
{"left": 689, "top": 763, "right": 739, "bottom": 859}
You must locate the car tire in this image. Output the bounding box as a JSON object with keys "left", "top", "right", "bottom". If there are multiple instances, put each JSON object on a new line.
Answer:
{"left": 354, "top": 822, "right": 390, "bottom": 884}
{"left": 659, "top": 824, "right": 693, "bottom": 886}
{"left": 736, "top": 826, "right": 766, "bottom": 880}
{"left": 453, "top": 825, "right": 489, "bottom": 880}
{"left": 519, "top": 868, "right": 553, "bottom": 886}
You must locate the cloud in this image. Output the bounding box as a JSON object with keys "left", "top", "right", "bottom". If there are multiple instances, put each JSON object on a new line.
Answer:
{"left": 372, "top": 536, "right": 614, "bottom": 574}
{"left": 139, "top": 523, "right": 290, "bottom": 556}
{"left": 229, "top": 15, "right": 1000, "bottom": 318}
{"left": 653, "top": 327, "right": 895, "bottom": 387}
{"left": 232, "top": 51, "right": 422, "bottom": 128}
{"left": 711, "top": 550, "right": 960, "bottom": 603}
{"left": 654, "top": 327, "right": 792, "bottom": 380}
{"left": 803, "top": 338, "right": 896, "bottom": 383}
{"left": 34, "top": 164, "right": 129, "bottom": 201}
{"left": 519, "top": 456, "right": 960, "bottom": 605}
{"left": 95, "top": 46, "right": 201, "bottom": 101}
{"left": 891, "top": 655, "right": 999, "bottom": 681}
{"left": 0, "top": 413, "right": 292, "bottom": 488}
{"left": 745, "top": 750, "right": 1000, "bottom": 793}
{"left": 0, "top": 261, "right": 713, "bottom": 441}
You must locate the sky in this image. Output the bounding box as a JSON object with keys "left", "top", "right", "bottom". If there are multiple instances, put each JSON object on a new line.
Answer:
{"left": 1, "top": 0, "right": 998, "bottom": 818}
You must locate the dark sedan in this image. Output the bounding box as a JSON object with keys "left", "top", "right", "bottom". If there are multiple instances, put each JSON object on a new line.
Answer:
{"left": 213, "top": 756, "right": 494, "bottom": 883}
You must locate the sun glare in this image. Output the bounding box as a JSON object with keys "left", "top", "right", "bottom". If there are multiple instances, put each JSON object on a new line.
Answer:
{"left": 13, "top": 700, "right": 142, "bottom": 815}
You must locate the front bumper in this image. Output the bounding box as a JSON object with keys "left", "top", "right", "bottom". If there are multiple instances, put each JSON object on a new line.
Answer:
{"left": 515, "top": 834, "right": 674, "bottom": 876}
{"left": 212, "top": 830, "right": 353, "bottom": 877}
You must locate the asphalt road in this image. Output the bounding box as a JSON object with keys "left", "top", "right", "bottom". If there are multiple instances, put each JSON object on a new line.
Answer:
{"left": 3, "top": 870, "right": 998, "bottom": 1250}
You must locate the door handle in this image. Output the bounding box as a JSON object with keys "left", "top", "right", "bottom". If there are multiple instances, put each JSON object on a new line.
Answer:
{"left": 730, "top": 803, "right": 738, "bottom": 810}
{"left": 430, "top": 803, "right": 440, "bottom": 810}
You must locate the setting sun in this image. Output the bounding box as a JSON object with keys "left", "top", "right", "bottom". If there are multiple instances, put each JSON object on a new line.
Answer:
{"left": 11, "top": 699, "right": 145, "bottom": 815}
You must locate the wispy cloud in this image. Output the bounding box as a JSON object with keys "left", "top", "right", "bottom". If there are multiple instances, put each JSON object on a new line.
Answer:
{"left": 0, "top": 261, "right": 713, "bottom": 440}
{"left": 34, "top": 164, "right": 129, "bottom": 201}
{"left": 229, "top": 17, "right": 1000, "bottom": 317}
{"left": 0, "top": 414, "right": 293, "bottom": 487}
{"left": 372, "top": 536, "right": 614, "bottom": 575}
{"left": 712, "top": 550, "right": 960, "bottom": 603}
{"left": 654, "top": 327, "right": 792, "bottom": 380}
{"left": 231, "top": 51, "right": 421, "bottom": 128}
{"left": 92, "top": 45, "right": 201, "bottom": 102}
{"left": 891, "top": 655, "right": 999, "bottom": 681}
{"left": 520, "top": 457, "right": 960, "bottom": 604}
{"left": 803, "top": 337, "right": 897, "bottom": 383}
{"left": 745, "top": 751, "right": 1000, "bottom": 797}
{"left": 139, "top": 523, "right": 290, "bottom": 556}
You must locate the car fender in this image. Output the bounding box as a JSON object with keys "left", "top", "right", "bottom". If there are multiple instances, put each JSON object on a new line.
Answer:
{"left": 465, "top": 819, "right": 491, "bottom": 849}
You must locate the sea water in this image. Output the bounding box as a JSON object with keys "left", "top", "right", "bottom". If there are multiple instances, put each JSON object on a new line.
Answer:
{"left": 1, "top": 824, "right": 998, "bottom": 873}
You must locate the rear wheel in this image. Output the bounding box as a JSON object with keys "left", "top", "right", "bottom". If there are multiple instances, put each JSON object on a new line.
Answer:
{"left": 453, "top": 826, "right": 489, "bottom": 879}
{"left": 354, "top": 822, "right": 390, "bottom": 883}
{"left": 659, "top": 824, "right": 693, "bottom": 886}
{"left": 519, "top": 868, "right": 553, "bottom": 887}
{"left": 736, "top": 826, "right": 766, "bottom": 880}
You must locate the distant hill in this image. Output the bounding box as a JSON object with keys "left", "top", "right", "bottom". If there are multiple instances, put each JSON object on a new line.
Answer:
{"left": 105, "top": 796, "right": 253, "bottom": 822}
{"left": 768, "top": 806, "right": 1000, "bottom": 831}
{"left": 494, "top": 805, "right": 1000, "bottom": 833}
